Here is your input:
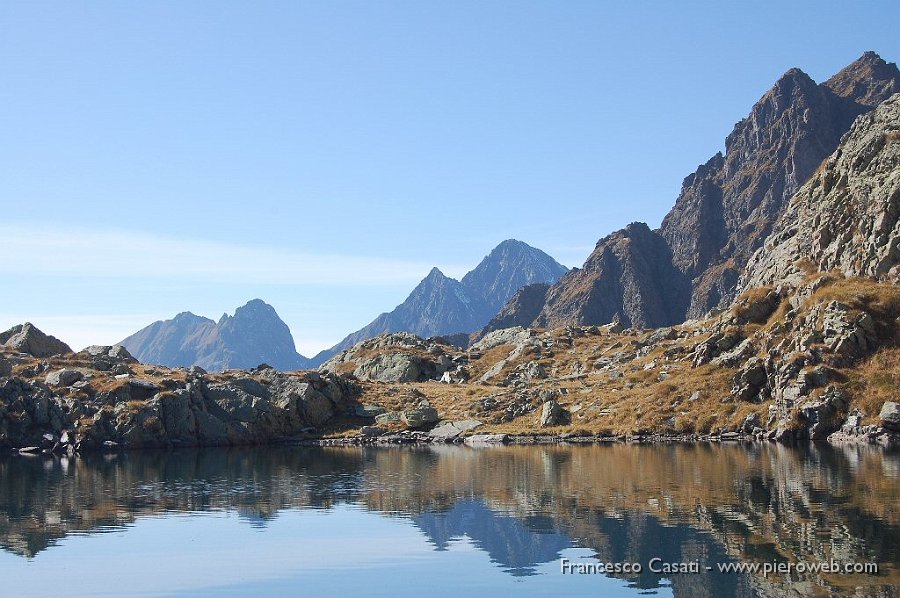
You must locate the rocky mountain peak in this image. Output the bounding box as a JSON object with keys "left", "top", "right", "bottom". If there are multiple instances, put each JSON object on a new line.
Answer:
{"left": 489, "top": 53, "right": 899, "bottom": 333}
{"left": 825, "top": 51, "right": 900, "bottom": 106}
{"left": 309, "top": 240, "right": 567, "bottom": 366}
{"left": 532, "top": 221, "right": 690, "bottom": 330}
{"left": 121, "top": 300, "right": 309, "bottom": 372}
{"left": 423, "top": 267, "right": 448, "bottom": 282}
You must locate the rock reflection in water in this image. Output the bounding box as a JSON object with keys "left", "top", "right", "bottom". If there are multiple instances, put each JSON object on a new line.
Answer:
{"left": 0, "top": 443, "right": 897, "bottom": 597}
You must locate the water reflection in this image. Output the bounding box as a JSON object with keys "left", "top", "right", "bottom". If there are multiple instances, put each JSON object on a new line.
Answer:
{"left": 0, "top": 443, "right": 897, "bottom": 596}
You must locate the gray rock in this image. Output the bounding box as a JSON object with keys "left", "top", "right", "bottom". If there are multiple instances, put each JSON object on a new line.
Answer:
{"left": 538, "top": 399, "right": 567, "bottom": 427}
{"left": 355, "top": 404, "right": 387, "bottom": 418}
{"left": 464, "top": 433, "right": 508, "bottom": 445}
{"left": 427, "top": 420, "right": 483, "bottom": 440}
{"left": 359, "top": 426, "right": 386, "bottom": 437}
{"left": 0, "top": 357, "right": 12, "bottom": 378}
{"left": 0, "top": 323, "right": 72, "bottom": 357}
{"left": 880, "top": 401, "right": 900, "bottom": 431}
{"left": 45, "top": 369, "right": 84, "bottom": 387}
{"left": 401, "top": 406, "right": 439, "bottom": 429}
{"left": 353, "top": 353, "right": 435, "bottom": 383}
{"left": 742, "top": 92, "right": 900, "bottom": 291}
{"left": 800, "top": 386, "right": 849, "bottom": 441}
{"left": 374, "top": 412, "right": 402, "bottom": 426}
{"left": 128, "top": 379, "right": 159, "bottom": 401}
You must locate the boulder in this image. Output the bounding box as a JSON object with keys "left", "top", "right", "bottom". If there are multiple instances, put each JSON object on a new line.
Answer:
{"left": 539, "top": 399, "right": 568, "bottom": 427}
{"left": 401, "top": 405, "right": 439, "bottom": 429}
{"left": 799, "top": 386, "right": 848, "bottom": 441}
{"left": 0, "top": 357, "right": 12, "bottom": 378}
{"left": 880, "top": 401, "right": 900, "bottom": 431}
{"left": 427, "top": 420, "right": 483, "bottom": 440}
{"left": 374, "top": 412, "right": 402, "bottom": 426}
{"left": 79, "top": 345, "right": 138, "bottom": 371}
{"left": 354, "top": 404, "right": 386, "bottom": 418}
{"left": 45, "top": 369, "right": 84, "bottom": 387}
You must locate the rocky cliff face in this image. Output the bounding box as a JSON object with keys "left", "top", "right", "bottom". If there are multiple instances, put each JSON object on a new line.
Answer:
{"left": 480, "top": 283, "right": 551, "bottom": 336}
{"left": 310, "top": 240, "right": 567, "bottom": 365}
{"left": 742, "top": 93, "right": 900, "bottom": 289}
{"left": 661, "top": 51, "right": 900, "bottom": 318}
{"left": 121, "top": 299, "right": 310, "bottom": 372}
{"left": 533, "top": 223, "right": 690, "bottom": 329}
{"left": 492, "top": 52, "right": 900, "bottom": 331}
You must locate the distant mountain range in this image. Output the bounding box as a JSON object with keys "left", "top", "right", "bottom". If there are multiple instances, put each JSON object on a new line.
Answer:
{"left": 308, "top": 239, "right": 568, "bottom": 365}
{"left": 121, "top": 239, "right": 568, "bottom": 371}
{"left": 118, "top": 51, "right": 899, "bottom": 372}
{"left": 120, "top": 299, "right": 312, "bottom": 371}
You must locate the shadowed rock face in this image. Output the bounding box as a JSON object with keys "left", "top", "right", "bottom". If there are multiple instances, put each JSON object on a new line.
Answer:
{"left": 742, "top": 93, "right": 900, "bottom": 289}
{"left": 535, "top": 222, "right": 690, "bottom": 329}
{"left": 479, "top": 283, "right": 551, "bottom": 337}
{"left": 661, "top": 52, "right": 900, "bottom": 318}
{"left": 121, "top": 299, "right": 310, "bottom": 372}
{"left": 310, "top": 240, "right": 567, "bottom": 365}
{"left": 492, "top": 52, "right": 900, "bottom": 331}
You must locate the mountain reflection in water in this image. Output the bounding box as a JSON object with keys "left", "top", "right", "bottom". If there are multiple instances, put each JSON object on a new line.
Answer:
{"left": 0, "top": 443, "right": 897, "bottom": 597}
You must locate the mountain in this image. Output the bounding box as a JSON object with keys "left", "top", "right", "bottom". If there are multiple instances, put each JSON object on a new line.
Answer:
{"left": 741, "top": 92, "right": 900, "bottom": 289}
{"left": 321, "top": 267, "right": 489, "bottom": 357}
{"left": 660, "top": 51, "right": 899, "bottom": 318}
{"left": 460, "top": 239, "right": 570, "bottom": 315}
{"left": 492, "top": 51, "right": 900, "bottom": 331}
{"left": 480, "top": 283, "right": 552, "bottom": 336}
{"left": 311, "top": 240, "right": 567, "bottom": 365}
{"left": 121, "top": 299, "right": 311, "bottom": 371}
{"left": 535, "top": 222, "right": 690, "bottom": 329}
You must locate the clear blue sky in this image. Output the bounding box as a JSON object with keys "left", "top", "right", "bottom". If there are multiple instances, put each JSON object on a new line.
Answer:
{"left": 1, "top": 1, "right": 897, "bottom": 354}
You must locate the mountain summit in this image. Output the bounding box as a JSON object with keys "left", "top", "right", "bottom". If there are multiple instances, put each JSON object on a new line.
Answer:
{"left": 491, "top": 51, "right": 900, "bottom": 331}
{"left": 310, "top": 240, "right": 567, "bottom": 365}
{"left": 121, "top": 299, "right": 310, "bottom": 371}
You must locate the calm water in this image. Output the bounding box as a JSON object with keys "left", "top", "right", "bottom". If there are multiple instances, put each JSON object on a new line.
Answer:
{"left": 1, "top": 443, "right": 898, "bottom": 597}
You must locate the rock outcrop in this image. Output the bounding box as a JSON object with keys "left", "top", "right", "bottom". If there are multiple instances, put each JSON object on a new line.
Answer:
{"left": 0, "top": 323, "right": 72, "bottom": 357}
{"left": 742, "top": 93, "right": 900, "bottom": 288}
{"left": 121, "top": 299, "right": 311, "bottom": 372}
{"left": 0, "top": 360, "right": 360, "bottom": 450}
{"left": 320, "top": 333, "right": 465, "bottom": 383}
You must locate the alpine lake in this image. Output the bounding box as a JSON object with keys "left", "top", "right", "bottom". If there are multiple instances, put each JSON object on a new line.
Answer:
{"left": 1, "top": 442, "right": 898, "bottom": 597}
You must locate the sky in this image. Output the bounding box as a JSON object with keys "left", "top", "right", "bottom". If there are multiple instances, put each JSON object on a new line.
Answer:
{"left": 1, "top": 1, "right": 898, "bottom": 355}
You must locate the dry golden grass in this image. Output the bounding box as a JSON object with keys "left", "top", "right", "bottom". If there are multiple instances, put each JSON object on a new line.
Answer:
{"left": 465, "top": 343, "right": 515, "bottom": 380}
{"left": 843, "top": 348, "right": 900, "bottom": 422}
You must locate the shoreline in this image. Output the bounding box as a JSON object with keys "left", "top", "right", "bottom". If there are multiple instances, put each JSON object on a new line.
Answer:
{"left": 9, "top": 427, "right": 895, "bottom": 456}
